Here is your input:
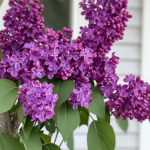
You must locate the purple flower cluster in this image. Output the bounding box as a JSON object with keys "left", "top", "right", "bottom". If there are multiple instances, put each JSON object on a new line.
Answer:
{"left": 1, "top": 0, "right": 150, "bottom": 122}
{"left": 18, "top": 80, "right": 58, "bottom": 122}
{"left": 106, "top": 75, "right": 150, "bottom": 122}
{"left": 0, "top": 0, "right": 44, "bottom": 81}
{"left": 76, "top": 0, "right": 150, "bottom": 122}
{"left": 70, "top": 77, "right": 93, "bottom": 110}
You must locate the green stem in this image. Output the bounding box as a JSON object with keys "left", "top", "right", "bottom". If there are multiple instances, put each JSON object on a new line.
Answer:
{"left": 59, "top": 140, "right": 63, "bottom": 147}
{"left": 89, "top": 113, "right": 94, "bottom": 121}
{"left": 42, "top": 144, "right": 49, "bottom": 150}
{"left": 54, "top": 129, "right": 59, "bottom": 144}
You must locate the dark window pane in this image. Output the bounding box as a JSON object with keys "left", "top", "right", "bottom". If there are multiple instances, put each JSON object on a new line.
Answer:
{"left": 40, "top": 0, "right": 69, "bottom": 31}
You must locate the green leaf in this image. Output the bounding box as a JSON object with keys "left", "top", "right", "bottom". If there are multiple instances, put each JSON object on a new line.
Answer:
{"left": 10, "top": 103, "right": 22, "bottom": 115}
{"left": 0, "top": 53, "right": 3, "bottom": 61}
{"left": 17, "top": 80, "right": 21, "bottom": 87}
{"left": 90, "top": 79, "right": 94, "bottom": 86}
{"left": 67, "top": 133, "right": 74, "bottom": 150}
{"left": 20, "top": 130, "right": 42, "bottom": 150}
{"left": 18, "top": 104, "right": 26, "bottom": 123}
{"left": 115, "top": 116, "right": 128, "bottom": 132}
{"left": 87, "top": 120, "right": 115, "bottom": 150}
{"left": 48, "top": 78, "right": 75, "bottom": 112}
{"left": 97, "top": 107, "right": 110, "bottom": 124}
{"left": 45, "top": 119, "right": 55, "bottom": 133}
{"left": 39, "top": 76, "right": 49, "bottom": 84}
{"left": 0, "top": 79, "right": 18, "bottom": 114}
{"left": 0, "top": 134, "right": 5, "bottom": 150}
{"left": 23, "top": 115, "right": 33, "bottom": 140}
{"left": 38, "top": 121, "right": 41, "bottom": 129}
{"left": 105, "top": 107, "right": 110, "bottom": 124}
{"left": 44, "top": 144, "right": 61, "bottom": 150}
{"left": 79, "top": 111, "right": 89, "bottom": 126}
{"left": 40, "top": 122, "right": 45, "bottom": 130}
{"left": 42, "top": 145, "right": 48, "bottom": 150}
{"left": 78, "top": 105, "right": 89, "bottom": 127}
{"left": 36, "top": 121, "right": 45, "bottom": 131}
{"left": 40, "top": 134, "right": 51, "bottom": 144}
{"left": 78, "top": 105, "right": 89, "bottom": 114}
{"left": 0, "top": 132, "right": 25, "bottom": 150}
{"left": 89, "top": 86, "right": 105, "bottom": 120}
{"left": 57, "top": 102, "right": 80, "bottom": 141}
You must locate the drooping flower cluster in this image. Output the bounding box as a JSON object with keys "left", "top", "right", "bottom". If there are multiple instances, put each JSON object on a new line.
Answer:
{"left": 106, "top": 75, "right": 150, "bottom": 122}
{"left": 79, "top": 0, "right": 132, "bottom": 53}
{"left": 78, "top": 0, "right": 150, "bottom": 122}
{"left": 1, "top": 0, "right": 150, "bottom": 123}
{"left": 70, "top": 78, "right": 93, "bottom": 109}
{"left": 18, "top": 80, "right": 58, "bottom": 122}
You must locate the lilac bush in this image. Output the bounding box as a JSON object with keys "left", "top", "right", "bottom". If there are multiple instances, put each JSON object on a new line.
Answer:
{"left": 0, "top": 0, "right": 148, "bottom": 150}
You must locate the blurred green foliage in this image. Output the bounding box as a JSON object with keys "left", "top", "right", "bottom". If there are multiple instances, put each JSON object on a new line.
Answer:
{"left": 40, "top": 0, "right": 69, "bottom": 31}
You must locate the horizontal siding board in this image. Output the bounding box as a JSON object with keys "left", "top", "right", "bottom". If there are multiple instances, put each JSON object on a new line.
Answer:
{"left": 111, "top": 118, "right": 139, "bottom": 134}
{"left": 74, "top": 125, "right": 88, "bottom": 134}
{"left": 127, "top": 8, "right": 141, "bottom": 27}
{"left": 128, "top": 0, "right": 141, "bottom": 8}
{"left": 74, "top": 118, "right": 139, "bottom": 134}
{"left": 116, "top": 134, "right": 138, "bottom": 148}
{"left": 63, "top": 149, "right": 138, "bottom": 150}
{"left": 115, "top": 147, "right": 138, "bottom": 150}
{"left": 117, "top": 75, "right": 140, "bottom": 85}
{"left": 118, "top": 28, "right": 141, "bottom": 44}
{"left": 116, "top": 60, "right": 140, "bottom": 75}
{"left": 59, "top": 134, "right": 138, "bottom": 150}
{"left": 108, "top": 44, "right": 140, "bottom": 60}
{"left": 62, "top": 148, "right": 138, "bottom": 150}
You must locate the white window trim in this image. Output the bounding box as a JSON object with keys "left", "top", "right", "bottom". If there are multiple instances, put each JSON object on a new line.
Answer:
{"left": 0, "top": 0, "right": 9, "bottom": 30}
{"left": 139, "top": 0, "right": 150, "bottom": 149}
{"left": 70, "top": 0, "right": 79, "bottom": 39}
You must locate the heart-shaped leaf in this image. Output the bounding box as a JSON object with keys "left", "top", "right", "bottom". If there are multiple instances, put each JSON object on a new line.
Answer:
{"left": 87, "top": 120, "right": 115, "bottom": 150}
{"left": 67, "top": 133, "right": 74, "bottom": 150}
{"left": 23, "top": 115, "right": 33, "bottom": 140}
{"left": 18, "top": 104, "right": 26, "bottom": 123}
{"left": 89, "top": 86, "right": 105, "bottom": 120}
{"left": 0, "top": 132, "right": 25, "bottom": 150}
{"left": 20, "top": 130, "right": 42, "bottom": 150}
{"left": 48, "top": 78, "right": 75, "bottom": 112}
{"left": 57, "top": 102, "right": 80, "bottom": 141}
{"left": 10, "top": 103, "right": 22, "bottom": 115}
{"left": 42, "top": 144, "right": 61, "bottom": 150}
{"left": 115, "top": 116, "right": 128, "bottom": 132}
{"left": 0, "top": 79, "right": 18, "bottom": 113}
{"left": 45, "top": 119, "right": 55, "bottom": 133}
{"left": 40, "top": 134, "right": 51, "bottom": 144}
{"left": 79, "top": 111, "right": 89, "bottom": 126}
